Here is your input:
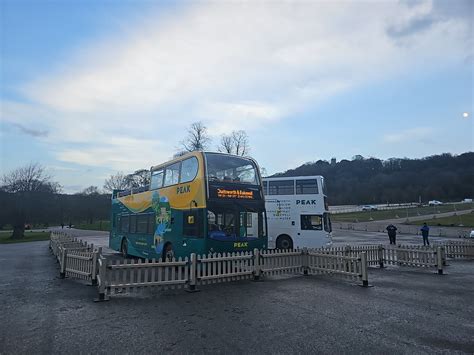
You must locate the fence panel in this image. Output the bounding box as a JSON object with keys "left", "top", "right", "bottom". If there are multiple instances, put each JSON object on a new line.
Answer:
{"left": 307, "top": 251, "right": 367, "bottom": 285}
{"left": 196, "top": 252, "right": 254, "bottom": 285}
{"left": 260, "top": 249, "right": 304, "bottom": 276}
{"left": 104, "top": 257, "right": 189, "bottom": 295}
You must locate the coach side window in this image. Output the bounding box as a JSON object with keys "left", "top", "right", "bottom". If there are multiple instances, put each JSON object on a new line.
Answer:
{"left": 180, "top": 157, "right": 198, "bottom": 183}
{"left": 301, "top": 215, "right": 323, "bottom": 230}
{"left": 150, "top": 169, "right": 164, "bottom": 190}
{"left": 164, "top": 162, "right": 181, "bottom": 187}
{"left": 269, "top": 180, "right": 294, "bottom": 195}
{"left": 296, "top": 179, "right": 319, "bottom": 194}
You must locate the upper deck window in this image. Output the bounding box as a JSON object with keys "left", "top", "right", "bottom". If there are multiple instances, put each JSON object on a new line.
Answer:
{"left": 150, "top": 169, "right": 164, "bottom": 190}
{"left": 180, "top": 157, "right": 198, "bottom": 183}
{"left": 269, "top": 180, "right": 294, "bottom": 195}
{"left": 205, "top": 153, "right": 259, "bottom": 185}
{"left": 164, "top": 162, "right": 180, "bottom": 187}
{"left": 296, "top": 179, "right": 319, "bottom": 194}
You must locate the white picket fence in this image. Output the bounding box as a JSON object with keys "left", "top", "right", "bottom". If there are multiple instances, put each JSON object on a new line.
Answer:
{"left": 441, "top": 240, "right": 474, "bottom": 259}
{"left": 49, "top": 233, "right": 474, "bottom": 301}
{"left": 50, "top": 232, "right": 100, "bottom": 284}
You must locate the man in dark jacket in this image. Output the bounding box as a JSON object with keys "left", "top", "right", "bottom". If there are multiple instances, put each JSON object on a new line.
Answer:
{"left": 420, "top": 223, "right": 430, "bottom": 246}
{"left": 386, "top": 224, "right": 397, "bottom": 245}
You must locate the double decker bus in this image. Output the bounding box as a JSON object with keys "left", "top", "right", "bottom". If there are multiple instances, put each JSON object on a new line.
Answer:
{"left": 110, "top": 152, "right": 267, "bottom": 260}
{"left": 263, "top": 175, "right": 332, "bottom": 249}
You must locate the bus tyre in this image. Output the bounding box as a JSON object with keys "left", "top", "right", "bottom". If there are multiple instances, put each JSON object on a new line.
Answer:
{"left": 120, "top": 238, "right": 128, "bottom": 258}
{"left": 276, "top": 235, "right": 293, "bottom": 250}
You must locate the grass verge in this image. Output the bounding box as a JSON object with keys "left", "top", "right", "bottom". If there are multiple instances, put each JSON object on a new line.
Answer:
{"left": 332, "top": 204, "right": 473, "bottom": 223}
{"left": 74, "top": 220, "right": 110, "bottom": 231}
{"left": 0, "top": 231, "right": 51, "bottom": 244}
{"left": 406, "top": 213, "right": 474, "bottom": 228}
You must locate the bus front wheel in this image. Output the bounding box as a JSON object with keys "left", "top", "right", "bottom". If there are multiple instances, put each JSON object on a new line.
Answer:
{"left": 276, "top": 235, "right": 293, "bottom": 250}
{"left": 120, "top": 238, "right": 128, "bottom": 258}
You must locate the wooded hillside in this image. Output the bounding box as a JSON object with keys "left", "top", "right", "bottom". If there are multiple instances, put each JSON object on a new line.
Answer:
{"left": 272, "top": 152, "right": 474, "bottom": 205}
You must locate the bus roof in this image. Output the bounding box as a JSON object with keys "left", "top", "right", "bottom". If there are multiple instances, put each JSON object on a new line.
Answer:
{"left": 150, "top": 151, "right": 259, "bottom": 172}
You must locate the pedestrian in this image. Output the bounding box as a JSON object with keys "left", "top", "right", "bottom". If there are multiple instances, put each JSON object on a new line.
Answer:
{"left": 420, "top": 222, "right": 430, "bottom": 246}
{"left": 61, "top": 222, "right": 64, "bottom": 229}
{"left": 386, "top": 224, "right": 397, "bottom": 245}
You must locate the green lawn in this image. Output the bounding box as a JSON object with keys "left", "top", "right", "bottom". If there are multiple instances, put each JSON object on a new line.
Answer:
{"left": 406, "top": 213, "right": 474, "bottom": 228}
{"left": 75, "top": 220, "right": 110, "bottom": 231}
{"left": 332, "top": 203, "right": 473, "bottom": 223}
{"left": 0, "top": 231, "right": 51, "bottom": 244}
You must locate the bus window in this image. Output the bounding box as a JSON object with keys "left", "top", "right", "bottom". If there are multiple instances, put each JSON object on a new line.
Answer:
{"left": 296, "top": 179, "right": 318, "bottom": 194}
{"left": 130, "top": 215, "right": 137, "bottom": 233}
{"left": 269, "top": 180, "right": 294, "bottom": 195}
{"left": 147, "top": 214, "right": 156, "bottom": 234}
{"left": 323, "top": 213, "right": 332, "bottom": 233}
{"left": 180, "top": 157, "right": 198, "bottom": 183}
{"left": 301, "top": 215, "right": 323, "bottom": 230}
{"left": 164, "top": 162, "right": 180, "bottom": 187}
{"left": 150, "top": 169, "right": 164, "bottom": 190}
{"left": 137, "top": 214, "right": 148, "bottom": 234}
{"left": 121, "top": 215, "right": 129, "bottom": 233}
{"left": 205, "top": 153, "right": 259, "bottom": 184}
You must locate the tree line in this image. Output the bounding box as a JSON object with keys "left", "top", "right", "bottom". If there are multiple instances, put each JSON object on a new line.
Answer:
{"left": 273, "top": 152, "right": 474, "bottom": 205}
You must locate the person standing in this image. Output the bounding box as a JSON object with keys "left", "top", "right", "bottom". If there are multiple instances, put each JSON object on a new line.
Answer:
{"left": 420, "top": 222, "right": 430, "bottom": 246}
{"left": 386, "top": 224, "right": 397, "bottom": 245}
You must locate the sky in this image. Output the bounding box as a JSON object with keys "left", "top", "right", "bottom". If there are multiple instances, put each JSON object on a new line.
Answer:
{"left": 0, "top": 0, "right": 473, "bottom": 193}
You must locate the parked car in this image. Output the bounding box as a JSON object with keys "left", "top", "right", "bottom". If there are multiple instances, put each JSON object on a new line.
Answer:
{"left": 362, "top": 205, "right": 378, "bottom": 211}
{"left": 470, "top": 230, "right": 474, "bottom": 238}
{"left": 428, "top": 200, "right": 443, "bottom": 206}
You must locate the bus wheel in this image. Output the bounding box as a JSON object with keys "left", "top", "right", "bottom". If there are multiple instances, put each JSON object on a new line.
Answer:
{"left": 120, "top": 238, "right": 128, "bottom": 258}
{"left": 276, "top": 235, "right": 293, "bottom": 250}
{"left": 162, "top": 242, "right": 174, "bottom": 262}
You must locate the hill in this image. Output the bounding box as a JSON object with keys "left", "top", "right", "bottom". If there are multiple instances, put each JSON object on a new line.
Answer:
{"left": 272, "top": 152, "right": 474, "bottom": 205}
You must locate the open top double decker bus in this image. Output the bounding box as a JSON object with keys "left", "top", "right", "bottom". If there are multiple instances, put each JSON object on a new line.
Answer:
{"left": 263, "top": 175, "right": 332, "bottom": 249}
{"left": 109, "top": 152, "right": 267, "bottom": 260}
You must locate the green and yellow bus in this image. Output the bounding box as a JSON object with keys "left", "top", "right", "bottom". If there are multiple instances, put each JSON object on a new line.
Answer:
{"left": 109, "top": 151, "right": 267, "bottom": 260}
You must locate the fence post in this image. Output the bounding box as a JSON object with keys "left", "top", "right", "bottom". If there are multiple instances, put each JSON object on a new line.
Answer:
{"left": 253, "top": 248, "right": 261, "bottom": 280}
{"left": 187, "top": 253, "right": 199, "bottom": 292}
{"left": 378, "top": 245, "right": 385, "bottom": 268}
{"left": 302, "top": 247, "right": 309, "bottom": 275}
{"left": 436, "top": 247, "right": 443, "bottom": 275}
{"left": 440, "top": 246, "right": 447, "bottom": 266}
{"left": 91, "top": 247, "right": 101, "bottom": 286}
{"left": 59, "top": 247, "right": 67, "bottom": 279}
{"left": 360, "top": 252, "right": 368, "bottom": 287}
{"left": 95, "top": 255, "right": 109, "bottom": 301}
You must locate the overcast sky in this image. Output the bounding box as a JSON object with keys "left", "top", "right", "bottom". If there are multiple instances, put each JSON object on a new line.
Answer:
{"left": 1, "top": 0, "right": 472, "bottom": 193}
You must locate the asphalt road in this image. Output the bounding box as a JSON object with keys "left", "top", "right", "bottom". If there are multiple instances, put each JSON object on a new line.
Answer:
{"left": 1, "top": 232, "right": 474, "bottom": 354}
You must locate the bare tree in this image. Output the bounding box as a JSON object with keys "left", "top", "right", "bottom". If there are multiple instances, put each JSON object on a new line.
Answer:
{"left": 1, "top": 163, "right": 61, "bottom": 193}
{"left": 217, "top": 130, "right": 250, "bottom": 156}
{"left": 218, "top": 134, "right": 234, "bottom": 154}
{"left": 180, "top": 121, "right": 211, "bottom": 152}
{"left": 79, "top": 186, "right": 100, "bottom": 195}
{"left": 103, "top": 171, "right": 129, "bottom": 192}
{"left": 1, "top": 163, "right": 61, "bottom": 239}
{"left": 125, "top": 169, "right": 150, "bottom": 189}
{"left": 232, "top": 130, "right": 250, "bottom": 156}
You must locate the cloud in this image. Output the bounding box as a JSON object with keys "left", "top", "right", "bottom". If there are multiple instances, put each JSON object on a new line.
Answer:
{"left": 383, "top": 127, "right": 435, "bottom": 143}
{"left": 2, "top": 0, "right": 470, "bottom": 171}
{"left": 9, "top": 122, "right": 49, "bottom": 137}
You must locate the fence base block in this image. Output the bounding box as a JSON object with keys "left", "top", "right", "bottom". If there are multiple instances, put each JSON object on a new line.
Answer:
{"left": 94, "top": 293, "right": 110, "bottom": 302}
{"left": 59, "top": 272, "right": 65, "bottom": 279}
{"left": 186, "top": 285, "right": 200, "bottom": 293}
{"left": 357, "top": 281, "right": 373, "bottom": 288}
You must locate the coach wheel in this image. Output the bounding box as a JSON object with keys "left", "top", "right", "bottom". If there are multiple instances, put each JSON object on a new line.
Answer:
{"left": 276, "top": 235, "right": 293, "bottom": 250}
{"left": 162, "top": 242, "right": 174, "bottom": 262}
{"left": 120, "top": 238, "right": 128, "bottom": 258}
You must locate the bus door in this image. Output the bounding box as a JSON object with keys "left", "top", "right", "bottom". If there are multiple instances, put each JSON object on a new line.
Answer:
{"left": 298, "top": 214, "right": 325, "bottom": 248}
